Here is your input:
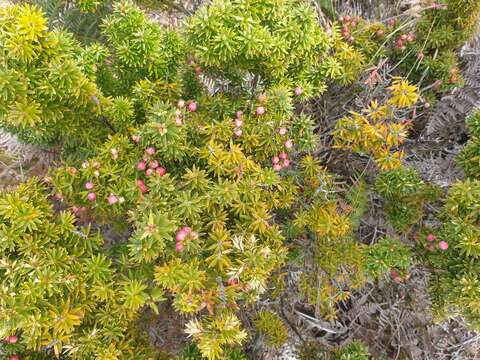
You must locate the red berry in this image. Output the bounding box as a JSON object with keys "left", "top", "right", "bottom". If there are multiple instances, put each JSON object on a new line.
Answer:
{"left": 344, "top": 15, "right": 351, "bottom": 22}
{"left": 155, "top": 166, "right": 167, "bottom": 176}
{"left": 376, "top": 29, "right": 384, "bottom": 37}
{"left": 294, "top": 86, "right": 303, "bottom": 96}
{"left": 426, "top": 233, "right": 436, "bottom": 242}
{"left": 149, "top": 160, "right": 159, "bottom": 169}
{"left": 140, "top": 185, "right": 148, "bottom": 194}
{"left": 439, "top": 241, "right": 449, "bottom": 250}
{"left": 188, "top": 102, "right": 197, "bottom": 112}
{"left": 87, "top": 192, "right": 96, "bottom": 202}
{"left": 137, "top": 161, "right": 147, "bottom": 171}
{"left": 136, "top": 179, "right": 145, "bottom": 187}
{"left": 5, "top": 335, "right": 18, "bottom": 344}
{"left": 390, "top": 270, "right": 398, "bottom": 279}
{"left": 85, "top": 182, "right": 94, "bottom": 190}
{"left": 256, "top": 106, "right": 265, "bottom": 115}
{"left": 156, "top": 167, "right": 166, "bottom": 176}
{"left": 145, "top": 147, "right": 156, "bottom": 156}
{"left": 407, "top": 34, "right": 415, "bottom": 42}
{"left": 400, "top": 34, "right": 408, "bottom": 41}
{"left": 272, "top": 156, "right": 280, "bottom": 165}
{"left": 9, "top": 356, "right": 19, "bottom": 360}
{"left": 146, "top": 168, "right": 154, "bottom": 177}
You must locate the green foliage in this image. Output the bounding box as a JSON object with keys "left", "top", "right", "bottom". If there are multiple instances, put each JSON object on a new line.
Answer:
{"left": 458, "top": 110, "right": 480, "bottom": 178}
{"left": 364, "top": 237, "right": 412, "bottom": 279}
{"left": 423, "top": 179, "right": 480, "bottom": 329}
{"left": 185, "top": 0, "right": 360, "bottom": 95}
{"left": 0, "top": 4, "right": 106, "bottom": 148}
{"left": 254, "top": 310, "right": 288, "bottom": 349}
{"left": 332, "top": 341, "right": 371, "bottom": 360}
{"left": 0, "top": 179, "right": 156, "bottom": 358}
{"left": 375, "top": 167, "right": 441, "bottom": 230}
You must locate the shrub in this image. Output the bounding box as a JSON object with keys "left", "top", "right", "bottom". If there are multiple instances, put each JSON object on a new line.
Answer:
{"left": 254, "top": 310, "right": 288, "bottom": 349}
{"left": 0, "top": 179, "right": 158, "bottom": 358}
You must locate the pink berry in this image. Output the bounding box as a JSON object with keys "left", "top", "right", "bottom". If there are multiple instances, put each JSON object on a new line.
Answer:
{"left": 137, "top": 162, "right": 146, "bottom": 171}
{"left": 176, "top": 230, "right": 187, "bottom": 242}
{"left": 390, "top": 271, "right": 398, "bottom": 279}
{"left": 439, "top": 241, "right": 449, "bottom": 250}
{"left": 136, "top": 179, "right": 145, "bottom": 187}
{"left": 256, "top": 106, "right": 265, "bottom": 115}
{"left": 272, "top": 156, "right": 280, "bottom": 165}
{"left": 426, "top": 233, "right": 436, "bottom": 242}
{"left": 344, "top": 15, "right": 351, "bottom": 22}
{"left": 236, "top": 110, "right": 243, "bottom": 118}
{"left": 284, "top": 140, "right": 293, "bottom": 149}
{"left": 188, "top": 102, "right": 197, "bottom": 112}
{"left": 177, "top": 99, "right": 185, "bottom": 108}
{"left": 279, "top": 152, "right": 288, "bottom": 160}
{"left": 132, "top": 135, "right": 140, "bottom": 143}
{"left": 376, "top": 29, "right": 384, "bottom": 37}
{"left": 85, "top": 182, "right": 94, "bottom": 190}
{"left": 234, "top": 128, "right": 242, "bottom": 137}
{"left": 146, "top": 168, "right": 154, "bottom": 177}
{"left": 400, "top": 34, "right": 408, "bottom": 41}
{"left": 6, "top": 335, "right": 18, "bottom": 344}
{"left": 149, "top": 160, "right": 159, "bottom": 169}
{"left": 175, "top": 117, "right": 183, "bottom": 125}
{"left": 407, "top": 34, "right": 415, "bottom": 42}
{"left": 146, "top": 147, "right": 156, "bottom": 156}
{"left": 175, "top": 242, "right": 184, "bottom": 252}
{"left": 295, "top": 86, "right": 303, "bottom": 96}
{"left": 227, "top": 277, "right": 238, "bottom": 286}
{"left": 72, "top": 206, "right": 79, "bottom": 213}
{"left": 278, "top": 127, "right": 287, "bottom": 136}
{"left": 108, "top": 194, "right": 118, "bottom": 205}
{"left": 10, "top": 356, "right": 19, "bottom": 360}
{"left": 156, "top": 167, "right": 166, "bottom": 176}
{"left": 87, "top": 192, "right": 96, "bottom": 202}
{"left": 283, "top": 159, "right": 290, "bottom": 167}
{"left": 273, "top": 164, "right": 283, "bottom": 171}
{"left": 234, "top": 119, "right": 243, "bottom": 127}
{"left": 181, "top": 226, "right": 192, "bottom": 234}
{"left": 140, "top": 185, "right": 148, "bottom": 194}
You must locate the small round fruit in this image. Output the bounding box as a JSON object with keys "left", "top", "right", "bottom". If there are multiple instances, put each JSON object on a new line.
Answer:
{"left": 272, "top": 156, "right": 280, "bottom": 165}
{"left": 273, "top": 164, "right": 283, "bottom": 171}
{"left": 278, "top": 127, "right": 287, "bottom": 135}
{"left": 85, "top": 182, "right": 94, "bottom": 190}
{"left": 87, "top": 192, "right": 96, "bottom": 202}
{"left": 234, "top": 128, "right": 243, "bottom": 137}
{"left": 256, "top": 106, "right": 265, "bottom": 115}
{"left": 426, "top": 233, "right": 436, "bottom": 242}
{"left": 439, "top": 241, "right": 449, "bottom": 250}
{"left": 156, "top": 167, "right": 166, "bottom": 176}
{"left": 108, "top": 194, "right": 118, "bottom": 205}
{"left": 176, "top": 231, "right": 187, "bottom": 242}
{"left": 294, "top": 86, "right": 303, "bottom": 96}
{"left": 236, "top": 110, "right": 243, "bottom": 118}
{"left": 284, "top": 140, "right": 293, "bottom": 149}
{"left": 188, "top": 102, "right": 197, "bottom": 112}
{"left": 234, "top": 119, "right": 243, "bottom": 128}
{"left": 279, "top": 152, "right": 288, "bottom": 160}
{"left": 283, "top": 159, "right": 290, "bottom": 167}
{"left": 5, "top": 335, "right": 18, "bottom": 344}
{"left": 175, "top": 242, "right": 184, "bottom": 252}
{"left": 145, "top": 168, "right": 154, "bottom": 177}
{"left": 177, "top": 99, "right": 185, "bottom": 108}
{"left": 149, "top": 160, "right": 159, "bottom": 169}
{"left": 145, "top": 147, "right": 156, "bottom": 156}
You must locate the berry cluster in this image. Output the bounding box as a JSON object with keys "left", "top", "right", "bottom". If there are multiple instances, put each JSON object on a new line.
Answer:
{"left": 425, "top": 233, "right": 449, "bottom": 252}
{"left": 395, "top": 33, "right": 416, "bottom": 51}
{"left": 338, "top": 15, "right": 361, "bottom": 43}
{"left": 271, "top": 152, "right": 291, "bottom": 171}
